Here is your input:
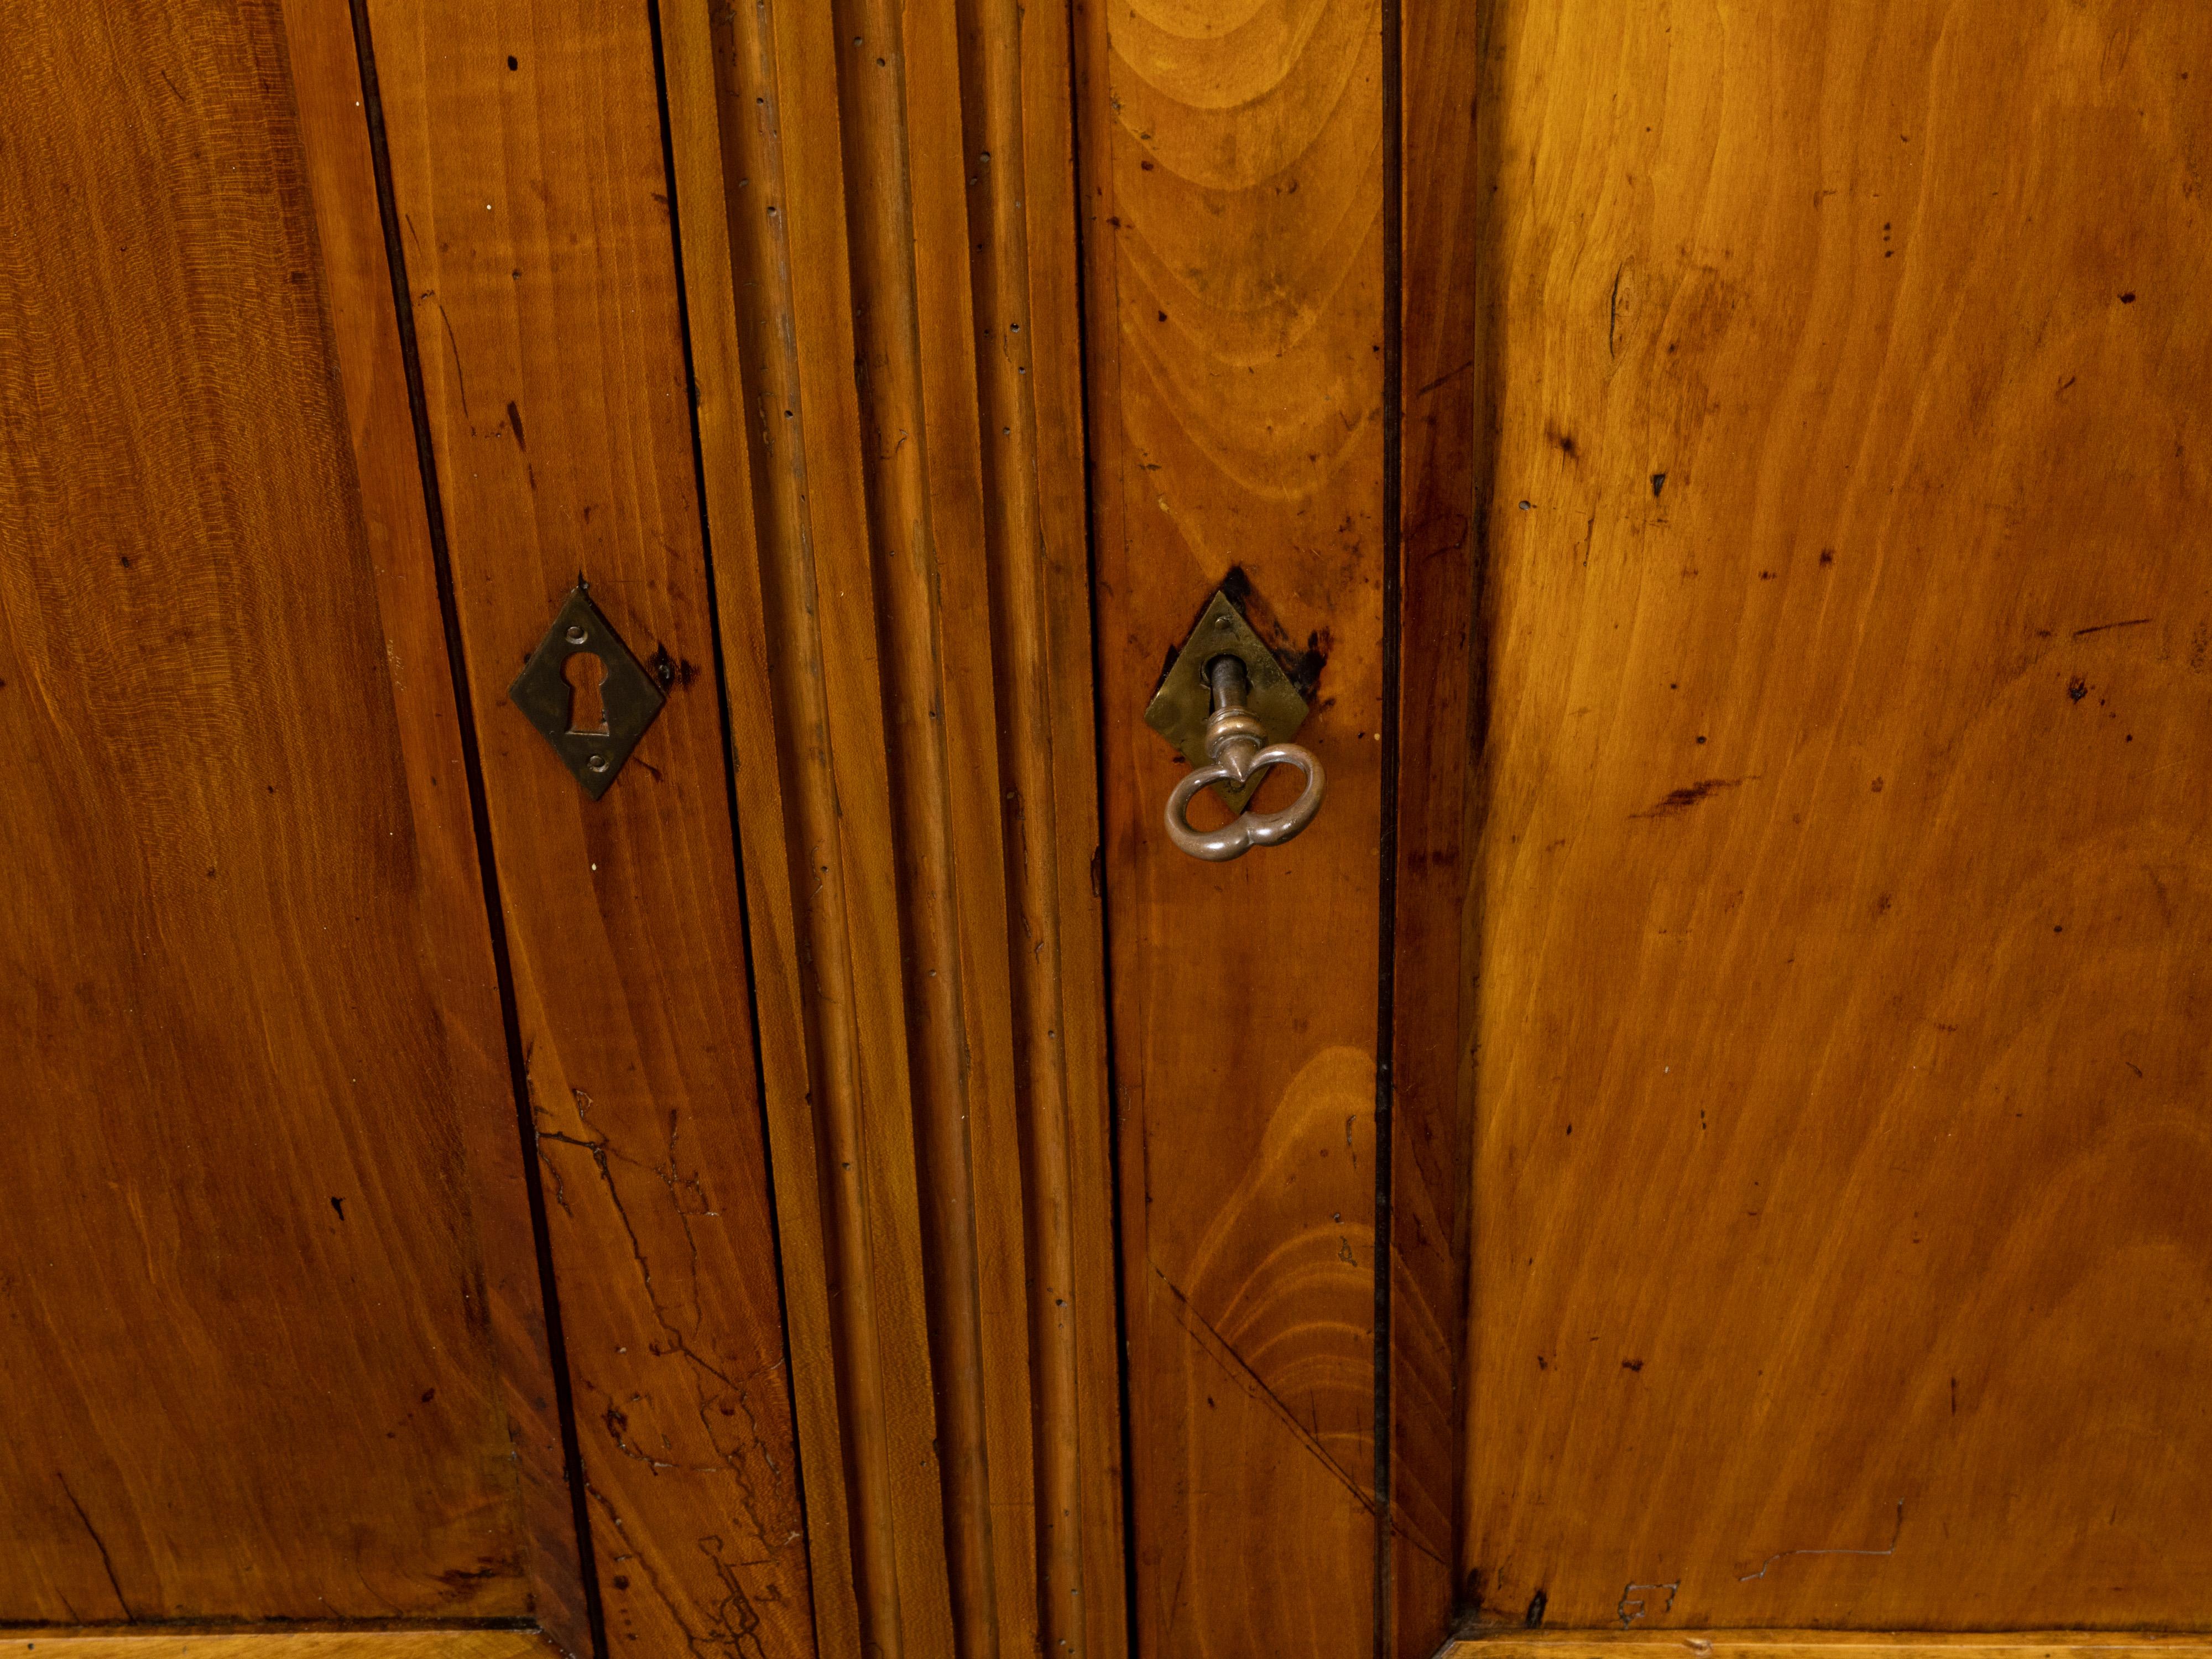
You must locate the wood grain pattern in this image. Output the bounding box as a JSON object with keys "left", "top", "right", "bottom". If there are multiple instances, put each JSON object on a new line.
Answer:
{"left": 359, "top": 3, "right": 812, "bottom": 1653}
{"left": 657, "top": 4, "right": 875, "bottom": 1652}
{"left": 1464, "top": 0, "right": 2212, "bottom": 1631}
{"left": 1449, "top": 1641, "right": 2212, "bottom": 1658}
{"left": 0, "top": 1636, "right": 553, "bottom": 1659}
{"left": 1076, "top": 0, "right": 1390, "bottom": 1651}
{"left": 0, "top": 0, "right": 565, "bottom": 1627}
{"left": 280, "top": 0, "right": 585, "bottom": 1635}
{"left": 899, "top": 9, "right": 1049, "bottom": 1652}
{"left": 668, "top": 2, "right": 961, "bottom": 1653}
{"left": 1014, "top": 0, "right": 1136, "bottom": 1645}
{"left": 756, "top": 11, "right": 967, "bottom": 1647}
{"left": 849, "top": 4, "right": 1135, "bottom": 1650}
{"left": 831, "top": 3, "right": 1008, "bottom": 1648}
{"left": 948, "top": 1, "right": 1088, "bottom": 1652}
{"left": 1390, "top": 1, "right": 1487, "bottom": 1653}
{"left": 667, "top": 0, "right": 1123, "bottom": 1648}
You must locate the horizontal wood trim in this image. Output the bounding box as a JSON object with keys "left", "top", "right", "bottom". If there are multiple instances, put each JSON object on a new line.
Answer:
{"left": 1447, "top": 1637, "right": 2212, "bottom": 1656}
{"left": 0, "top": 1634, "right": 552, "bottom": 1658}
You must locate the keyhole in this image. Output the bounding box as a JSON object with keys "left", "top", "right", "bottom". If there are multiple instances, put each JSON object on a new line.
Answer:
{"left": 563, "top": 650, "right": 609, "bottom": 737}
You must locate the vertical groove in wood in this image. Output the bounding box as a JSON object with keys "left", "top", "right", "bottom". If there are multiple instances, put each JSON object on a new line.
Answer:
{"left": 361, "top": 2, "right": 813, "bottom": 1652}
{"left": 1013, "top": 1, "right": 1133, "bottom": 1647}
{"left": 658, "top": 2, "right": 860, "bottom": 1652}
{"left": 683, "top": 3, "right": 904, "bottom": 1652}
{"left": 312, "top": 0, "right": 595, "bottom": 1641}
{"left": 674, "top": 0, "right": 965, "bottom": 1651}
{"left": 0, "top": 0, "right": 573, "bottom": 1632}
{"left": 827, "top": 3, "right": 1003, "bottom": 1655}
{"left": 1067, "top": 0, "right": 1146, "bottom": 1646}
{"left": 667, "top": 0, "right": 1120, "bottom": 1648}
{"left": 1392, "top": 2, "right": 1488, "bottom": 1653}
{"left": 952, "top": 0, "right": 1088, "bottom": 1652}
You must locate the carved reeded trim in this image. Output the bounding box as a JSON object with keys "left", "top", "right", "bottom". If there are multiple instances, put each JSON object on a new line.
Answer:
{"left": 664, "top": 0, "right": 1122, "bottom": 1652}
{"left": 663, "top": 1, "right": 893, "bottom": 1652}
{"left": 827, "top": 3, "right": 1004, "bottom": 1653}
{"left": 951, "top": 2, "right": 1089, "bottom": 1655}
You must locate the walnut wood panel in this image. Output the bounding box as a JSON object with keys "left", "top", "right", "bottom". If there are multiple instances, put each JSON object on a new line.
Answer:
{"left": 0, "top": 0, "right": 571, "bottom": 1629}
{"left": 1390, "top": 3, "right": 1488, "bottom": 1654}
{"left": 665, "top": 0, "right": 1124, "bottom": 1650}
{"left": 357, "top": 4, "right": 812, "bottom": 1653}
{"left": 1076, "top": 0, "right": 1390, "bottom": 1652}
{"left": 1464, "top": 0, "right": 2212, "bottom": 1631}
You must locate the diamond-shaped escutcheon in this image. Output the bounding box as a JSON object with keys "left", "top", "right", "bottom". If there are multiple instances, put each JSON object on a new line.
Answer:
{"left": 1143, "top": 587, "right": 1311, "bottom": 813}
{"left": 508, "top": 585, "right": 665, "bottom": 800}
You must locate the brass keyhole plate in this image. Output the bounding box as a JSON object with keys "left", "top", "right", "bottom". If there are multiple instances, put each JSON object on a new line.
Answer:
{"left": 1143, "top": 587, "right": 1312, "bottom": 813}
{"left": 508, "top": 584, "right": 666, "bottom": 800}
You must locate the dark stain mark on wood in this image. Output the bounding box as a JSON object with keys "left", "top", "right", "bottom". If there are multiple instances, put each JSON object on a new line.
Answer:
{"left": 2073, "top": 617, "right": 2151, "bottom": 638}
{"left": 1417, "top": 358, "right": 1475, "bottom": 397}
{"left": 1214, "top": 565, "right": 1327, "bottom": 697}
{"left": 1633, "top": 776, "right": 1752, "bottom": 818}
{"left": 505, "top": 399, "right": 526, "bottom": 452}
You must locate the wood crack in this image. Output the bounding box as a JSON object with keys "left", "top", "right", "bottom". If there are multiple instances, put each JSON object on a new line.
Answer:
{"left": 535, "top": 1089, "right": 794, "bottom": 1557}
{"left": 56, "top": 1472, "right": 134, "bottom": 1620}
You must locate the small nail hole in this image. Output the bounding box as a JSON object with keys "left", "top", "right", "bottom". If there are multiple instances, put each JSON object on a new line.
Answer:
{"left": 566, "top": 624, "right": 589, "bottom": 644}
{"left": 588, "top": 754, "right": 609, "bottom": 773}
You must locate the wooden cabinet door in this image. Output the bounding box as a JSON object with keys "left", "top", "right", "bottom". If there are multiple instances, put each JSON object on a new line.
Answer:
{"left": 1, "top": 4, "right": 810, "bottom": 1657}
{"left": 0, "top": 0, "right": 583, "bottom": 1645}
{"left": 9, "top": 1, "right": 1120, "bottom": 1656}
{"left": 1073, "top": 2, "right": 2212, "bottom": 1658}
{"left": 17, "top": 2, "right": 2209, "bottom": 1658}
